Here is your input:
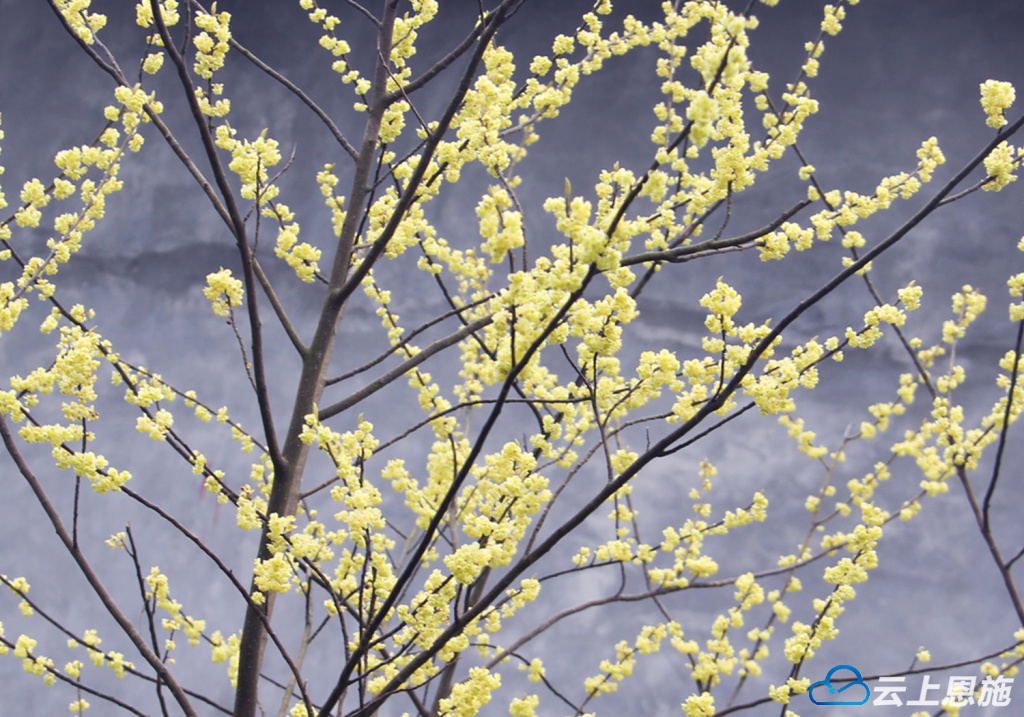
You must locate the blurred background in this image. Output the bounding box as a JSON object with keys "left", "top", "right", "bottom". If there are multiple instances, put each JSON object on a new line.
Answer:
{"left": 2, "top": 1, "right": 1024, "bottom": 714}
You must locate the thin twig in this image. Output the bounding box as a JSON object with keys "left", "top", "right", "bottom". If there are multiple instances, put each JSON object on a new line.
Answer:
{"left": 224, "top": 33, "right": 359, "bottom": 161}
{"left": 318, "top": 316, "right": 492, "bottom": 420}
{"left": 982, "top": 318, "right": 1024, "bottom": 530}
{"left": 0, "top": 415, "right": 197, "bottom": 717}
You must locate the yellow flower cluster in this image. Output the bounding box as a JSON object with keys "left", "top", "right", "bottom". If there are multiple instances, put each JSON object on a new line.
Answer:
{"left": 301, "top": 0, "right": 355, "bottom": 80}
{"left": 821, "top": 3, "right": 846, "bottom": 35}
{"left": 135, "top": 0, "right": 180, "bottom": 30}
{"left": 682, "top": 691, "right": 715, "bottom": 717}
{"left": 980, "top": 79, "right": 1016, "bottom": 129}
{"left": 2, "top": 103, "right": 139, "bottom": 316}
{"left": 12, "top": 633, "right": 55, "bottom": 684}
{"left": 54, "top": 0, "right": 106, "bottom": 44}
{"left": 2, "top": 576, "right": 32, "bottom": 617}
{"left": 800, "top": 139, "right": 946, "bottom": 262}
{"left": 391, "top": 1, "right": 438, "bottom": 80}
{"left": 136, "top": 408, "right": 173, "bottom": 441}
{"left": 457, "top": 442, "right": 551, "bottom": 566}
{"left": 203, "top": 268, "right": 244, "bottom": 317}
{"left": 252, "top": 553, "right": 293, "bottom": 603}
{"left": 94, "top": 644, "right": 132, "bottom": 679}
{"left": 1009, "top": 268, "right": 1024, "bottom": 321}
{"left": 584, "top": 639, "right": 637, "bottom": 696}
{"left": 509, "top": 694, "right": 540, "bottom": 717}
{"left": 215, "top": 127, "right": 282, "bottom": 203}
{"left": 983, "top": 140, "right": 1022, "bottom": 191}
{"left": 316, "top": 164, "right": 346, "bottom": 237}
{"left": 875, "top": 283, "right": 1024, "bottom": 509}
{"left": 477, "top": 187, "right": 524, "bottom": 263}
{"left": 9, "top": 321, "right": 132, "bottom": 494}
{"left": 112, "top": 84, "right": 163, "bottom": 134}
{"left": 437, "top": 666, "right": 500, "bottom": 717}
{"left": 144, "top": 567, "right": 206, "bottom": 646}
{"left": 134, "top": 1, "right": 178, "bottom": 76}
{"left": 647, "top": 485, "right": 768, "bottom": 589}
{"left": 208, "top": 630, "right": 241, "bottom": 687}
{"left": 301, "top": 416, "right": 385, "bottom": 537}
{"left": 195, "top": 83, "right": 230, "bottom": 119}
{"left": 193, "top": 8, "right": 231, "bottom": 79}
{"left": 282, "top": 233, "right": 322, "bottom": 286}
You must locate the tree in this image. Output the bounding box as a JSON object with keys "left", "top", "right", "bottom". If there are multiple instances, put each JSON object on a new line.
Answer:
{"left": 2, "top": 0, "right": 1024, "bottom": 715}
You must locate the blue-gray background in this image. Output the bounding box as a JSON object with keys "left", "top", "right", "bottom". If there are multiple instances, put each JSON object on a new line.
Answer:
{"left": 2, "top": 1, "right": 1024, "bottom": 715}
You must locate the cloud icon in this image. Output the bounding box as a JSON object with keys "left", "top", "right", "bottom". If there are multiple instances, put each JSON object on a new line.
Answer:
{"left": 808, "top": 664, "right": 871, "bottom": 706}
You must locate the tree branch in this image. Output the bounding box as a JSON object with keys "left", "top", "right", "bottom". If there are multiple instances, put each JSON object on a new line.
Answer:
{"left": 0, "top": 415, "right": 197, "bottom": 717}
{"left": 318, "top": 316, "right": 492, "bottom": 420}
